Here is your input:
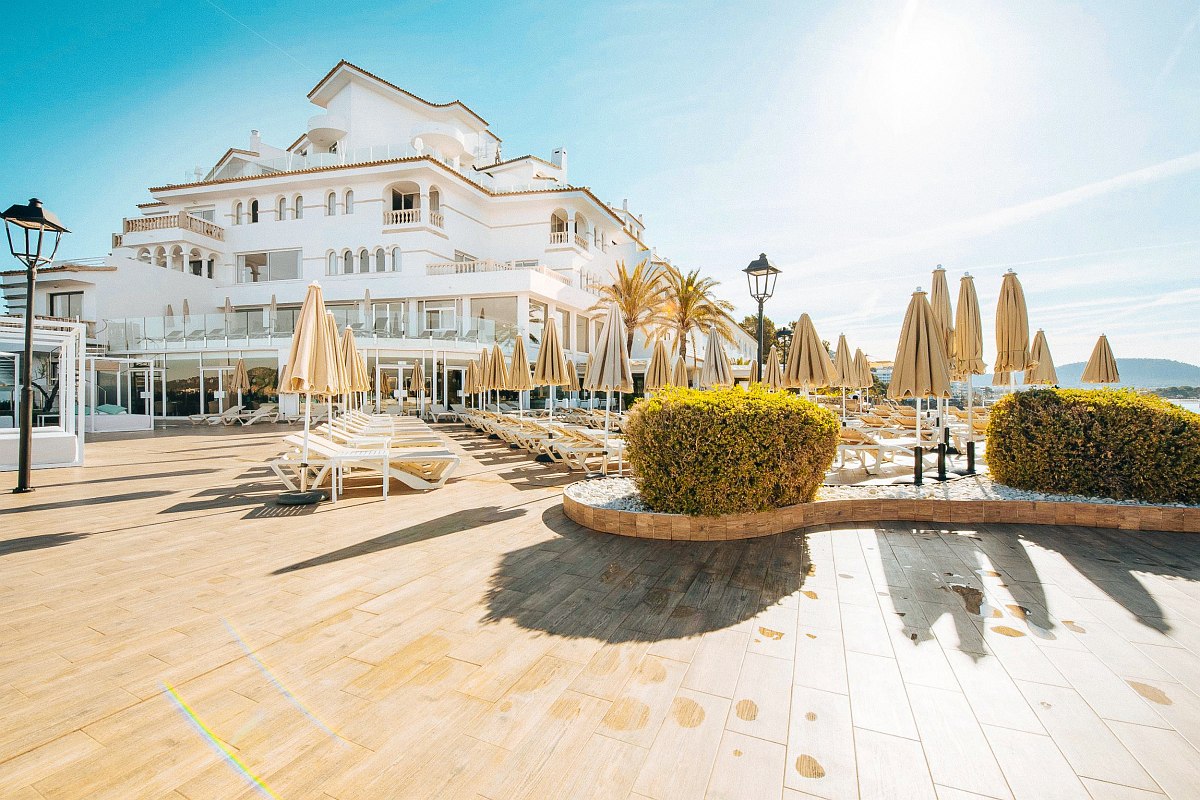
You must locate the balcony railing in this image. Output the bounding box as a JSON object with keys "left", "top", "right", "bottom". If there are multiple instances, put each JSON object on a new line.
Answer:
{"left": 384, "top": 209, "right": 421, "bottom": 225}
{"left": 574, "top": 234, "right": 590, "bottom": 250}
{"left": 549, "top": 231, "right": 569, "bottom": 245}
{"left": 426, "top": 259, "right": 572, "bottom": 286}
{"left": 430, "top": 211, "right": 444, "bottom": 228}
{"left": 121, "top": 212, "right": 225, "bottom": 242}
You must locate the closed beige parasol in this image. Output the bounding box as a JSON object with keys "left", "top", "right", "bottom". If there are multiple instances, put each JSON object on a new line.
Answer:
{"left": 784, "top": 313, "right": 837, "bottom": 392}
{"left": 1082, "top": 334, "right": 1120, "bottom": 384}
{"left": 697, "top": 327, "right": 734, "bottom": 388}
{"left": 1025, "top": 329, "right": 1058, "bottom": 385}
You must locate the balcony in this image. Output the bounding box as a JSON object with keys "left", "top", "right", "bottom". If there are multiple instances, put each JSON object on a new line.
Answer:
{"left": 124, "top": 212, "right": 224, "bottom": 241}
{"left": 426, "top": 259, "right": 572, "bottom": 286}
{"left": 574, "top": 233, "right": 590, "bottom": 250}
{"left": 385, "top": 209, "right": 421, "bottom": 226}
{"left": 549, "top": 231, "right": 568, "bottom": 245}
{"left": 115, "top": 213, "right": 225, "bottom": 253}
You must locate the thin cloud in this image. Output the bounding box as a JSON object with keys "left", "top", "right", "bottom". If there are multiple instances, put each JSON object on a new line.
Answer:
{"left": 1155, "top": 4, "right": 1200, "bottom": 88}
{"left": 784, "top": 150, "right": 1200, "bottom": 277}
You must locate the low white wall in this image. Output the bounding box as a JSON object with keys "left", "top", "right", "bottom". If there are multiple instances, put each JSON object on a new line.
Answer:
{"left": 0, "top": 428, "right": 82, "bottom": 470}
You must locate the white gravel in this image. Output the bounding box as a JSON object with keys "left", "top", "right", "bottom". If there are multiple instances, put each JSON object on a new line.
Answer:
{"left": 565, "top": 475, "right": 1199, "bottom": 512}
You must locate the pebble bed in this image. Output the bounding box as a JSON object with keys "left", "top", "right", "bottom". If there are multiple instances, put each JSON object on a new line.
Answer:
{"left": 565, "top": 475, "right": 1199, "bottom": 512}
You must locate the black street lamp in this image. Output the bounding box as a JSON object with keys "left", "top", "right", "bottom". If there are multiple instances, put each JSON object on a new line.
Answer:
{"left": 2, "top": 199, "right": 69, "bottom": 493}
{"left": 776, "top": 326, "right": 793, "bottom": 365}
{"left": 742, "top": 253, "right": 780, "bottom": 366}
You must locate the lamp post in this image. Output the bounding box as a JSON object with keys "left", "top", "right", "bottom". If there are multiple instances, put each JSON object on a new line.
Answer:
{"left": 2, "top": 199, "right": 69, "bottom": 493}
{"left": 776, "top": 326, "right": 793, "bottom": 366}
{"left": 742, "top": 253, "right": 780, "bottom": 366}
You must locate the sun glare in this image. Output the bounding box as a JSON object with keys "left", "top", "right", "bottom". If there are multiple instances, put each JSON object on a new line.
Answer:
{"left": 876, "top": 10, "right": 981, "bottom": 134}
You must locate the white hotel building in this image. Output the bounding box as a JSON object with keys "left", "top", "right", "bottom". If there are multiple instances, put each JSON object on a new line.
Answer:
{"left": 3, "top": 60, "right": 755, "bottom": 418}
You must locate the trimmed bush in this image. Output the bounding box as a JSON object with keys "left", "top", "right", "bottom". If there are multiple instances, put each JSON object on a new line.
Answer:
{"left": 624, "top": 386, "right": 840, "bottom": 516}
{"left": 987, "top": 388, "right": 1200, "bottom": 504}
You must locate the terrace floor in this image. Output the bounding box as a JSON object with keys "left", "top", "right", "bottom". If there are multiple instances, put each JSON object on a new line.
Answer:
{"left": 1, "top": 425, "right": 1199, "bottom": 799}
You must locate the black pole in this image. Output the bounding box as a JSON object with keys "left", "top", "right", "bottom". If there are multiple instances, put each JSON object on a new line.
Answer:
{"left": 966, "top": 441, "right": 976, "bottom": 475}
{"left": 937, "top": 443, "right": 947, "bottom": 482}
{"left": 914, "top": 446, "right": 923, "bottom": 486}
{"left": 756, "top": 298, "right": 765, "bottom": 366}
{"left": 15, "top": 265, "right": 35, "bottom": 493}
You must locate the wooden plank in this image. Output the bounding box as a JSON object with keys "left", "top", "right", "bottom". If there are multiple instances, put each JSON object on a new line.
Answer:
{"left": 845, "top": 652, "right": 917, "bottom": 739}
{"left": 785, "top": 685, "right": 857, "bottom": 800}
{"left": 725, "top": 651, "right": 793, "bottom": 744}
{"left": 631, "top": 688, "right": 729, "bottom": 800}
{"left": 905, "top": 684, "right": 1011, "bottom": 799}
{"left": 981, "top": 725, "right": 1090, "bottom": 800}
{"left": 705, "top": 730, "right": 786, "bottom": 800}
{"left": 853, "top": 727, "right": 937, "bottom": 800}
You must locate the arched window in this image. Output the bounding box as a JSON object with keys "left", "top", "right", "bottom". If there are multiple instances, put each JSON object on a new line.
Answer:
{"left": 249, "top": 199, "right": 260, "bottom": 223}
{"left": 374, "top": 248, "right": 385, "bottom": 272}
{"left": 294, "top": 195, "right": 303, "bottom": 220}
{"left": 326, "top": 192, "right": 337, "bottom": 216}
{"left": 428, "top": 187, "right": 440, "bottom": 212}
{"left": 327, "top": 252, "right": 337, "bottom": 275}
{"left": 276, "top": 197, "right": 286, "bottom": 220}
{"left": 136, "top": 248, "right": 151, "bottom": 263}
{"left": 153, "top": 247, "right": 166, "bottom": 267}
{"left": 342, "top": 250, "right": 353, "bottom": 274}
{"left": 358, "top": 248, "right": 369, "bottom": 273}
{"left": 233, "top": 202, "right": 243, "bottom": 225}
{"left": 344, "top": 190, "right": 355, "bottom": 214}
{"left": 390, "top": 247, "right": 401, "bottom": 272}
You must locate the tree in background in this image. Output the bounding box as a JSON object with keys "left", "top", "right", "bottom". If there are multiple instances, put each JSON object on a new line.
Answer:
{"left": 590, "top": 258, "right": 667, "bottom": 352}
{"left": 657, "top": 266, "right": 736, "bottom": 363}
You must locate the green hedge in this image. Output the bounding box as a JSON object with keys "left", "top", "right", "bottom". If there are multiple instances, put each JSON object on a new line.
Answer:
{"left": 987, "top": 388, "right": 1200, "bottom": 504}
{"left": 624, "top": 386, "right": 839, "bottom": 516}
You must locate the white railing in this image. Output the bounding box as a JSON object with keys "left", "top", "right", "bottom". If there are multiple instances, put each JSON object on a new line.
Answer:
{"left": 384, "top": 208, "right": 421, "bottom": 225}
{"left": 121, "top": 212, "right": 225, "bottom": 242}
{"left": 549, "top": 231, "right": 569, "bottom": 245}
{"left": 430, "top": 211, "right": 444, "bottom": 228}
{"left": 574, "top": 233, "right": 590, "bottom": 250}
{"left": 425, "top": 259, "right": 573, "bottom": 286}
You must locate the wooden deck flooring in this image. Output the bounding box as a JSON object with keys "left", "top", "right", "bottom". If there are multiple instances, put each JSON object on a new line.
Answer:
{"left": 2, "top": 424, "right": 1200, "bottom": 799}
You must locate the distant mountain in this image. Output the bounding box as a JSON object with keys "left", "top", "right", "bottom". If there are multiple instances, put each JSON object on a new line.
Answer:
{"left": 981, "top": 358, "right": 1200, "bottom": 390}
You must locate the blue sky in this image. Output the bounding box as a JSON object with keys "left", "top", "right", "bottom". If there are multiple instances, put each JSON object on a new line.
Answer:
{"left": 2, "top": 0, "right": 1198, "bottom": 364}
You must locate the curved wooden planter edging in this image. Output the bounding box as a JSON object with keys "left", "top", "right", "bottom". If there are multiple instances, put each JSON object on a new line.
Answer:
{"left": 563, "top": 485, "right": 1200, "bottom": 541}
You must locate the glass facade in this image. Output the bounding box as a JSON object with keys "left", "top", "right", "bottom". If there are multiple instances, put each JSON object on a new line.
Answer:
{"left": 237, "top": 249, "right": 301, "bottom": 283}
{"left": 470, "top": 296, "right": 518, "bottom": 345}
{"left": 529, "top": 299, "right": 547, "bottom": 346}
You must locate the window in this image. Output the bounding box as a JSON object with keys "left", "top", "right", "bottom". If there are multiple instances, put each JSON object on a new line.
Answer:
{"left": 326, "top": 252, "right": 337, "bottom": 276}
{"left": 344, "top": 190, "right": 355, "bottom": 214}
{"left": 454, "top": 250, "right": 477, "bottom": 262}
{"left": 358, "top": 248, "right": 369, "bottom": 273}
{"left": 375, "top": 248, "right": 385, "bottom": 273}
{"left": 189, "top": 209, "right": 215, "bottom": 222}
{"left": 249, "top": 199, "right": 260, "bottom": 223}
{"left": 471, "top": 296, "right": 518, "bottom": 342}
{"left": 529, "top": 299, "right": 547, "bottom": 345}
{"left": 276, "top": 197, "right": 286, "bottom": 220}
{"left": 342, "top": 250, "right": 353, "bottom": 274}
{"left": 390, "top": 247, "right": 401, "bottom": 272}
{"left": 49, "top": 291, "right": 83, "bottom": 320}
{"left": 236, "top": 249, "right": 301, "bottom": 283}
{"left": 374, "top": 301, "right": 404, "bottom": 336}
{"left": 575, "top": 315, "right": 590, "bottom": 353}
{"left": 294, "top": 195, "right": 303, "bottom": 219}
{"left": 326, "top": 193, "right": 336, "bottom": 216}
{"left": 233, "top": 202, "right": 242, "bottom": 225}
{"left": 419, "top": 299, "right": 458, "bottom": 332}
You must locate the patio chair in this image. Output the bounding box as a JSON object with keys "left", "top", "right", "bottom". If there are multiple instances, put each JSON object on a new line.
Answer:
{"left": 238, "top": 404, "right": 279, "bottom": 425}
{"left": 274, "top": 434, "right": 459, "bottom": 498}
{"left": 837, "top": 427, "right": 914, "bottom": 474}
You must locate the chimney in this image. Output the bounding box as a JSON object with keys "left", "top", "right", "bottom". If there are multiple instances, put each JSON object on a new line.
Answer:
{"left": 250, "top": 129, "right": 261, "bottom": 151}
{"left": 551, "top": 147, "right": 568, "bottom": 175}
{"left": 193, "top": 165, "right": 204, "bottom": 181}
{"left": 622, "top": 198, "right": 629, "bottom": 212}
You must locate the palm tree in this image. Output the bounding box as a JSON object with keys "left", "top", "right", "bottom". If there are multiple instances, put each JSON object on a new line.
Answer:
{"left": 656, "top": 266, "right": 736, "bottom": 363}
{"left": 590, "top": 258, "right": 667, "bottom": 352}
